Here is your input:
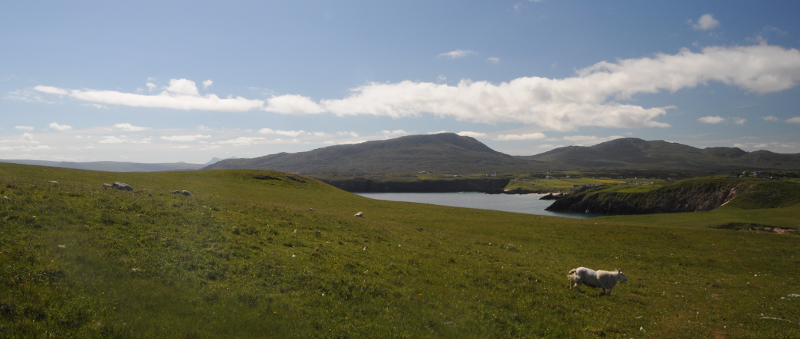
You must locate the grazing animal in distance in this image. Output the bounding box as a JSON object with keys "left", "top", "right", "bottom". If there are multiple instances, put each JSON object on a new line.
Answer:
{"left": 354, "top": 212, "right": 364, "bottom": 217}
{"left": 568, "top": 267, "right": 627, "bottom": 295}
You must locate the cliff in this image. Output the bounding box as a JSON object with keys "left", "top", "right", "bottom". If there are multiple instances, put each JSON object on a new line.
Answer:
{"left": 545, "top": 180, "right": 752, "bottom": 215}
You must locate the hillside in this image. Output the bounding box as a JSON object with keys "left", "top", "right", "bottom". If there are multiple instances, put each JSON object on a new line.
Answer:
{"left": 523, "top": 138, "right": 800, "bottom": 170}
{"left": 546, "top": 178, "right": 800, "bottom": 215}
{"left": 203, "top": 133, "right": 544, "bottom": 174}
{"left": 205, "top": 135, "right": 800, "bottom": 175}
{"left": 0, "top": 159, "right": 205, "bottom": 172}
{"left": 1, "top": 163, "right": 799, "bottom": 337}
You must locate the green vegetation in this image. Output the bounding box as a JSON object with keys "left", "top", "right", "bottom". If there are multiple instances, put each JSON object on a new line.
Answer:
{"left": 1, "top": 163, "right": 799, "bottom": 338}
{"left": 545, "top": 177, "right": 800, "bottom": 215}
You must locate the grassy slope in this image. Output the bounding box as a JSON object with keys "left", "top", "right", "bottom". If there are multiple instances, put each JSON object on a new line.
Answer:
{"left": 1, "top": 163, "right": 799, "bottom": 338}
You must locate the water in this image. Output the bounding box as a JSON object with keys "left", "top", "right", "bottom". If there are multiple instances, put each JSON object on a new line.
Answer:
{"left": 356, "top": 192, "right": 598, "bottom": 219}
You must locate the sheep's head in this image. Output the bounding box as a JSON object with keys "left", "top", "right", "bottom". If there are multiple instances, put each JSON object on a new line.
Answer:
{"left": 617, "top": 269, "right": 628, "bottom": 282}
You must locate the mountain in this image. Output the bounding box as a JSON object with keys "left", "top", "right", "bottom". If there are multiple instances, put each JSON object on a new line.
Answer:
{"left": 206, "top": 157, "right": 224, "bottom": 165}
{"left": 0, "top": 159, "right": 205, "bottom": 172}
{"left": 203, "top": 133, "right": 543, "bottom": 174}
{"left": 521, "top": 138, "right": 800, "bottom": 170}
{"left": 203, "top": 135, "right": 800, "bottom": 174}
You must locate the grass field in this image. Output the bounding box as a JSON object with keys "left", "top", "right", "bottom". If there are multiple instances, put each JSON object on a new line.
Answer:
{"left": 1, "top": 163, "right": 798, "bottom": 338}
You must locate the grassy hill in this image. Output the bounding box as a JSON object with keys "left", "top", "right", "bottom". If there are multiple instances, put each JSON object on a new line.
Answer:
{"left": 546, "top": 177, "right": 800, "bottom": 215}
{"left": 203, "top": 135, "right": 800, "bottom": 177}
{"left": 523, "top": 138, "right": 800, "bottom": 170}
{"left": 203, "top": 133, "right": 547, "bottom": 174}
{"left": 1, "top": 163, "right": 799, "bottom": 338}
{"left": 0, "top": 159, "right": 205, "bottom": 172}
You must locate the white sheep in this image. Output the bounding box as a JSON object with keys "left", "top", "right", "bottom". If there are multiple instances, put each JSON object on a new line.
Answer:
{"left": 568, "top": 267, "right": 627, "bottom": 295}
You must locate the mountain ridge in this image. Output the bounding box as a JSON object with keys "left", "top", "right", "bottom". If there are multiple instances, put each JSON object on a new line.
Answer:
{"left": 205, "top": 134, "right": 800, "bottom": 173}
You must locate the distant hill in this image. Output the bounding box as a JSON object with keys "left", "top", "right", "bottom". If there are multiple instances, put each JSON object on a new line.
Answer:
{"left": 0, "top": 159, "right": 205, "bottom": 172}
{"left": 205, "top": 156, "right": 239, "bottom": 165}
{"left": 203, "top": 133, "right": 543, "bottom": 174}
{"left": 521, "top": 138, "right": 800, "bottom": 170}
{"left": 204, "top": 134, "right": 800, "bottom": 174}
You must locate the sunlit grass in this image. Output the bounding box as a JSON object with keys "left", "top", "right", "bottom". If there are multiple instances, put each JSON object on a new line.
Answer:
{"left": 1, "top": 163, "right": 798, "bottom": 338}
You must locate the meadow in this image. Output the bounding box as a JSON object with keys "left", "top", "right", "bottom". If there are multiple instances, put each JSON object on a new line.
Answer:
{"left": 1, "top": 163, "right": 798, "bottom": 338}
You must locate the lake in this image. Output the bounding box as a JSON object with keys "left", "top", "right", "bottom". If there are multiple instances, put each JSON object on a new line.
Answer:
{"left": 356, "top": 192, "right": 598, "bottom": 219}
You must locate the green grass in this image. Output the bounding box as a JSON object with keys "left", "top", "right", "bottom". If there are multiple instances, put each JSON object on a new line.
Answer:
{"left": 1, "top": 163, "right": 799, "bottom": 338}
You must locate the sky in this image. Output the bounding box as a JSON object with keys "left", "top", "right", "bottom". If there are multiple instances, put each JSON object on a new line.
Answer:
{"left": 3, "top": 1, "right": 800, "bottom": 164}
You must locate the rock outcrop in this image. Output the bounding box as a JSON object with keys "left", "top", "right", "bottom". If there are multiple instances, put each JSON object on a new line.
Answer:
{"left": 546, "top": 180, "right": 749, "bottom": 215}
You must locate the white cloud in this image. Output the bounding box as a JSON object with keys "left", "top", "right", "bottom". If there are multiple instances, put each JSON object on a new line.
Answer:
{"left": 27, "top": 44, "right": 800, "bottom": 133}
{"left": 258, "top": 128, "right": 305, "bottom": 137}
{"left": 692, "top": 14, "right": 720, "bottom": 31}
{"left": 279, "top": 44, "right": 800, "bottom": 131}
{"left": 486, "top": 57, "right": 500, "bottom": 64}
{"left": 99, "top": 136, "right": 126, "bottom": 144}
{"left": 495, "top": 132, "right": 547, "bottom": 141}
{"left": 336, "top": 131, "right": 359, "bottom": 138}
{"left": 263, "top": 94, "right": 325, "bottom": 114}
{"left": 83, "top": 103, "right": 109, "bottom": 109}
{"left": 438, "top": 49, "right": 475, "bottom": 59}
{"left": 456, "top": 131, "right": 487, "bottom": 138}
{"left": 160, "top": 134, "right": 211, "bottom": 142}
{"left": 146, "top": 83, "right": 157, "bottom": 92}
{"left": 198, "top": 125, "right": 212, "bottom": 131}
{"left": 382, "top": 129, "right": 408, "bottom": 138}
{"left": 763, "top": 115, "right": 779, "bottom": 122}
{"left": 48, "top": 122, "right": 72, "bottom": 131}
{"left": 732, "top": 117, "right": 746, "bottom": 125}
{"left": 437, "top": 75, "right": 447, "bottom": 82}
{"left": 18, "top": 133, "right": 37, "bottom": 143}
{"left": 787, "top": 117, "right": 800, "bottom": 123}
{"left": 6, "top": 89, "right": 55, "bottom": 103}
{"left": 33, "top": 78, "right": 264, "bottom": 112}
{"left": 561, "top": 135, "right": 624, "bottom": 146}
{"left": 217, "top": 137, "right": 265, "bottom": 145}
{"left": 14, "top": 126, "right": 34, "bottom": 131}
{"left": 698, "top": 116, "right": 726, "bottom": 124}
{"left": 113, "top": 123, "right": 150, "bottom": 131}
{"left": 202, "top": 80, "right": 213, "bottom": 88}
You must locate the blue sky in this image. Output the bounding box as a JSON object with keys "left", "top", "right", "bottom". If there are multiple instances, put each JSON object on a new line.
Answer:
{"left": 3, "top": 1, "right": 800, "bottom": 164}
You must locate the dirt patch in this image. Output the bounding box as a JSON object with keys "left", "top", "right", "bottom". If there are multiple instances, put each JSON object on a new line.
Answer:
{"left": 711, "top": 223, "right": 799, "bottom": 235}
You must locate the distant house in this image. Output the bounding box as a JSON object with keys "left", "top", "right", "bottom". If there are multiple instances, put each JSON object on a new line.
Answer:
{"left": 620, "top": 181, "right": 627, "bottom": 184}
{"left": 572, "top": 185, "right": 580, "bottom": 188}
{"left": 545, "top": 175, "right": 555, "bottom": 179}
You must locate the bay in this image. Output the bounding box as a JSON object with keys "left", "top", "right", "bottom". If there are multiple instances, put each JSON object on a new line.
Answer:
{"left": 356, "top": 192, "right": 598, "bottom": 219}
